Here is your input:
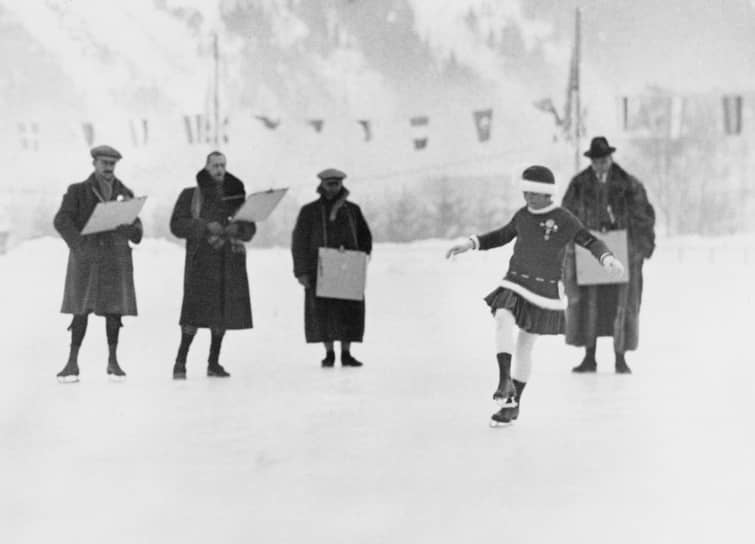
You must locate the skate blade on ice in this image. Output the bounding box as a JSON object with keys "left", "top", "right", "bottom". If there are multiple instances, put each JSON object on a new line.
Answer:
{"left": 56, "top": 375, "right": 80, "bottom": 384}
{"left": 489, "top": 418, "right": 513, "bottom": 428}
{"left": 107, "top": 374, "right": 127, "bottom": 383}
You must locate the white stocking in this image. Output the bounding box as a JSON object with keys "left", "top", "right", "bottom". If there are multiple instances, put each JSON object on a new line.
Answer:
{"left": 513, "top": 329, "right": 537, "bottom": 383}
{"left": 494, "top": 309, "right": 516, "bottom": 354}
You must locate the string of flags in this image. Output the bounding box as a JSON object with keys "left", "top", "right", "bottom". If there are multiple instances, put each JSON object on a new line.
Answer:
{"left": 13, "top": 95, "right": 747, "bottom": 153}
{"left": 533, "top": 93, "right": 749, "bottom": 140}
{"left": 12, "top": 108, "right": 495, "bottom": 151}
{"left": 616, "top": 94, "right": 747, "bottom": 138}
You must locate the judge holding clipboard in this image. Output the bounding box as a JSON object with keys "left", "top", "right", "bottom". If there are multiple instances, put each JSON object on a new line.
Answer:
{"left": 169, "top": 150, "right": 262, "bottom": 380}
{"left": 53, "top": 145, "right": 144, "bottom": 382}
{"left": 291, "top": 168, "right": 373, "bottom": 368}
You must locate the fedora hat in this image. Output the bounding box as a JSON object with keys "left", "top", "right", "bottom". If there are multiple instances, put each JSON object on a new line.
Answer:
{"left": 583, "top": 136, "right": 616, "bottom": 159}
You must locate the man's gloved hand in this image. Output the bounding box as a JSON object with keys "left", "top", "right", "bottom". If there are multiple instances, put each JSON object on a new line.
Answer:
{"left": 207, "top": 221, "right": 224, "bottom": 236}
{"left": 116, "top": 223, "right": 138, "bottom": 238}
{"left": 208, "top": 235, "right": 225, "bottom": 250}
{"left": 297, "top": 275, "right": 311, "bottom": 289}
{"left": 225, "top": 222, "right": 240, "bottom": 238}
{"left": 601, "top": 254, "right": 625, "bottom": 277}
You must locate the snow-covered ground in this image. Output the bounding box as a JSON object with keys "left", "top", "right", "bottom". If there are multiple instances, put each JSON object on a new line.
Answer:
{"left": 1, "top": 236, "right": 754, "bottom": 543}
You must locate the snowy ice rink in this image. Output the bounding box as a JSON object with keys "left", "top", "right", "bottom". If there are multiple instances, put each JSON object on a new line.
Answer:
{"left": 2, "top": 236, "right": 754, "bottom": 543}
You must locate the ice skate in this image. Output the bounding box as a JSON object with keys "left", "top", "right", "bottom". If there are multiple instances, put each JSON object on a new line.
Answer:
{"left": 56, "top": 362, "right": 80, "bottom": 384}
{"left": 107, "top": 360, "right": 127, "bottom": 381}
{"left": 207, "top": 363, "right": 230, "bottom": 377}
{"left": 572, "top": 355, "right": 597, "bottom": 373}
{"left": 615, "top": 354, "right": 632, "bottom": 374}
{"left": 490, "top": 406, "right": 515, "bottom": 427}
{"left": 173, "top": 361, "right": 187, "bottom": 380}
{"left": 341, "top": 352, "right": 363, "bottom": 367}
{"left": 321, "top": 351, "right": 335, "bottom": 368}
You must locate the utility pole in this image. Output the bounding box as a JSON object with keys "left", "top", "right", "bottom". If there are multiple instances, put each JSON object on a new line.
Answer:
{"left": 573, "top": 7, "right": 582, "bottom": 174}
{"left": 213, "top": 32, "right": 220, "bottom": 146}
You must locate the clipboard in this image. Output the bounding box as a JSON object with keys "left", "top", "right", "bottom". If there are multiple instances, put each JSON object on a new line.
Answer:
{"left": 81, "top": 196, "right": 147, "bottom": 235}
{"left": 575, "top": 229, "right": 630, "bottom": 285}
{"left": 231, "top": 188, "right": 288, "bottom": 222}
{"left": 316, "top": 248, "right": 368, "bottom": 301}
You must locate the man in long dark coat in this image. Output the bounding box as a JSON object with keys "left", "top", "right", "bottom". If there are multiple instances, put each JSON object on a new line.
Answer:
{"left": 53, "top": 145, "right": 143, "bottom": 382}
{"left": 169, "top": 151, "right": 256, "bottom": 379}
{"left": 291, "top": 168, "right": 372, "bottom": 367}
{"left": 562, "top": 136, "right": 656, "bottom": 374}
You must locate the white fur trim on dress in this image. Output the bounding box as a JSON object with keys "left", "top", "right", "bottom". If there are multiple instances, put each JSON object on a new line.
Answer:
{"left": 527, "top": 202, "right": 558, "bottom": 215}
{"left": 520, "top": 179, "right": 558, "bottom": 195}
{"left": 499, "top": 279, "right": 566, "bottom": 310}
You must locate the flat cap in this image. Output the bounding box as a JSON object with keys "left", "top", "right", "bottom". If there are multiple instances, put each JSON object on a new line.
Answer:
{"left": 317, "top": 168, "right": 346, "bottom": 181}
{"left": 90, "top": 145, "right": 123, "bottom": 160}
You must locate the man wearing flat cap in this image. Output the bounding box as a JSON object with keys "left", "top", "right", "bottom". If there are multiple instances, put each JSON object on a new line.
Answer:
{"left": 562, "top": 136, "right": 656, "bottom": 374}
{"left": 53, "top": 145, "right": 143, "bottom": 382}
{"left": 291, "top": 168, "right": 373, "bottom": 367}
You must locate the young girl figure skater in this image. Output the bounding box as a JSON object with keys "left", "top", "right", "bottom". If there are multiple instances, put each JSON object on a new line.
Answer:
{"left": 446, "top": 165, "right": 624, "bottom": 426}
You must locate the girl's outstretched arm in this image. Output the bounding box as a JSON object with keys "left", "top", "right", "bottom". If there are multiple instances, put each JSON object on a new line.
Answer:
{"left": 446, "top": 238, "right": 474, "bottom": 259}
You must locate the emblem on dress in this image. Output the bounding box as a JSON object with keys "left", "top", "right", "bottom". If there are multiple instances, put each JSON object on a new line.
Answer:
{"left": 540, "top": 218, "right": 559, "bottom": 240}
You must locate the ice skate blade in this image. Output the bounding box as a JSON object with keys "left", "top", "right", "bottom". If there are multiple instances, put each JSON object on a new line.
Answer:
{"left": 489, "top": 419, "right": 513, "bottom": 428}
{"left": 56, "top": 375, "right": 79, "bottom": 384}
{"left": 107, "top": 374, "right": 127, "bottom": 382}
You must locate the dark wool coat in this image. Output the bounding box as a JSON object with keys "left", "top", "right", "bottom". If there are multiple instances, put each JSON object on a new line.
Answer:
{"left": 291, "top": 189, "right": 372, "bottom": 343}
{"left": 170, "top": 170, "right": 256, "bottom": 330}
{"left": 54, "top": 174, "right": 142, "bottom": 316}
{"left": 562, "top": 163, "right": 656, "bottom": 352}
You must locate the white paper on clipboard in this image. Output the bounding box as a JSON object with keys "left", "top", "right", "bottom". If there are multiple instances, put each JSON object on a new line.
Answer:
{"left": 81, "top": 196, "right": 147, "bottom": 235}
{"left": 231, "top": 188, "right": 288, "bottom": 222}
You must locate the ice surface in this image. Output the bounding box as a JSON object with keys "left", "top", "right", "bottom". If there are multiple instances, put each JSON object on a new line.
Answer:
{"left": 1, "top": 236, "right": 753, "bottom": 543}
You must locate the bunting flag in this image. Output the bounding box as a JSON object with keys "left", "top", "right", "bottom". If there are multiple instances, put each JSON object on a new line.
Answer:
{"left": 668, "top": 96, "right": 686, "bottom": 139}
{"left": 201, "top": 114, "right": 213, "bottom": 143}
{"left": 183, "top": 115, "right": 194, "bottom": 144}
{"left": 357, "top": 119, "right": 372, "bottom": 141}
{"left": 183, "top": 114, "right": 228, "bottom": 144}
{"left": 219, "top": 116, "right": 229, "bottom": 144}
{"left": 533, "top": 97, "right": 563, "bottom": 125}
{"left": 18, "top": 122, "right": 40, "bottom": 151}
{"left": 129, "top": 118, "right": 149, "bottom": 146}
{"left": 410, "top": 115, "right": 429, "bottom": 150}
{"left": 473, "top": 108, "right": 493, "bottom": 142}
{"left": 255, "top": 115, "right": 281, "bottom": 130}
{"left": 308, "top": 119, "right": 324, "bottom": 133}
{"left": 82, "top": 122, "right": 95, "bottom": 147}
{"left": 183, "top": 114, "right": 207, "bottom": 143}
{"left": 722, "top": 95, "right": 743, "bottom": 135}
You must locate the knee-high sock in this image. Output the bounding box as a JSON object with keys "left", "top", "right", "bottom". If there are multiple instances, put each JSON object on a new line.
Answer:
{"left": 105, "top": 315, "right": 122, "bottom": 346}
{"left": 209, "top": 330, "right": 225, "bottom": 366}
{"left": 512, "top": 329, "right": 537, "bottom": 383}
{"left": 494, "top": 309, "right": 516, "bottom": 354}
{"left": 176, "top": 327, "right": 197, "bottom": 364}
{"left": 69, "top": 314, "right": 89, "bottom": 347}
{"left": 105, "top": 315, "right": 122, "bottom": 364}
